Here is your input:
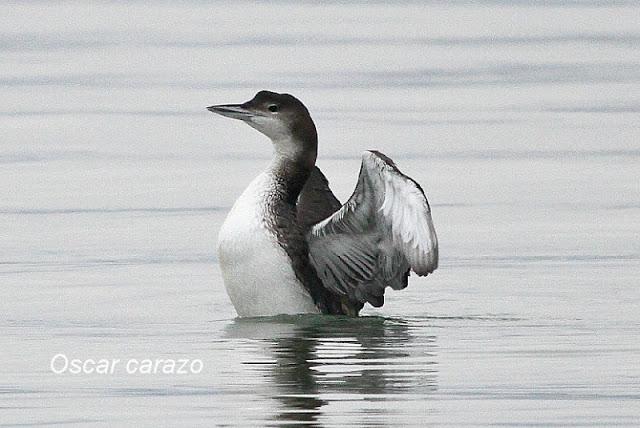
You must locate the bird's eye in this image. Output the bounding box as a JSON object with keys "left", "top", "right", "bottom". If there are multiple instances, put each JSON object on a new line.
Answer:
{"left": 268, "top": 104, "right": 279, "bottom": 113}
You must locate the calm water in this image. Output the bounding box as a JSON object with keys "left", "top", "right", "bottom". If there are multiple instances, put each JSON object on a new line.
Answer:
{"left": 1, "top": 1, "right": 639, "bottom": 426}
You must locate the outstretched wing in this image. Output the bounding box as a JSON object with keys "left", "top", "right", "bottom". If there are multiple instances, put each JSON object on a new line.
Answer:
{"left": 307, "top": 151, "right": 438, "bottom": 307}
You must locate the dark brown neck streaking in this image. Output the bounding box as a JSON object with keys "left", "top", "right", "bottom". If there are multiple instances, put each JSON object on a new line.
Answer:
{"left": 271, "top": 155, "right": 315, "bottom": 205}
{"left": 272, "top": 116, "right": 318, "bottom": 205}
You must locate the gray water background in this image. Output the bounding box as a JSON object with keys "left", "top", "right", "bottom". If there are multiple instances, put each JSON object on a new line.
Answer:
{"left": 1, "top": 1, "right": 639, "bottom": 426}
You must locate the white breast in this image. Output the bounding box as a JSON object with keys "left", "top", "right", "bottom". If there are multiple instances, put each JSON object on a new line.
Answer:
{"left": 217, "top": 172, "right": 319, "bottom": 317}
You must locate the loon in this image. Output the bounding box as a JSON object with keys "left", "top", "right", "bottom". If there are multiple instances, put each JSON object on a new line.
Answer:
{"left": 207, "top": 91, "right": 438, "bottom": 317}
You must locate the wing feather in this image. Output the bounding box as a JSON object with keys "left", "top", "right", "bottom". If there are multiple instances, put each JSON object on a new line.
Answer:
{"left": 307, "top": 151, "right": 438, "bottom": 307}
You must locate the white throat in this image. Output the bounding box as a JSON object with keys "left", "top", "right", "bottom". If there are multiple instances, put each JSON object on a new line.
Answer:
{"left": 270, "top": 136, "right": 310, "bottom": 166}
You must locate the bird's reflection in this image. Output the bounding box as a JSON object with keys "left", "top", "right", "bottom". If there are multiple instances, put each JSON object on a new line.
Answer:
{"left": 224, "top": 315, "right": 437, "bottom": 426}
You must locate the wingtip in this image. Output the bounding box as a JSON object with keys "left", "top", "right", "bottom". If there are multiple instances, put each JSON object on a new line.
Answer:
{"left": 362, "top": 150, "right": 377, "bottom": 161}
{"left": 362, "top": 150, "right": 398, "bottom": 170}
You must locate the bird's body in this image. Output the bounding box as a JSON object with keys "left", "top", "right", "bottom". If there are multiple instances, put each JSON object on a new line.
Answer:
{"left": 208, "top": 91, "right": 438, "bottom": 317}
{"left": 217, "top": 170, "right": 320, "bottom": 317}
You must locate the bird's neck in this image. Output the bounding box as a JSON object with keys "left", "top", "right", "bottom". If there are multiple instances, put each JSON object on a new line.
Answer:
{"left": 268, "top": 136, "right": 317, "bottom": 205}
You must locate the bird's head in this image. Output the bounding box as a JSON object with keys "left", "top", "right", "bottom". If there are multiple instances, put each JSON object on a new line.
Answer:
{"left": 207, "top": 91, "right": 317, "bottom": 163}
